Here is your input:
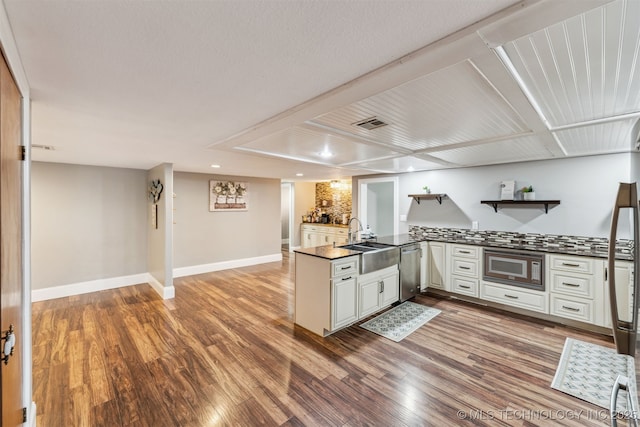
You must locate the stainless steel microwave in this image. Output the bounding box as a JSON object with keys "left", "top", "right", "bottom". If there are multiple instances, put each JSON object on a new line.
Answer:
{"left": 483, "top": 249, "right": 544, "bottom": 291}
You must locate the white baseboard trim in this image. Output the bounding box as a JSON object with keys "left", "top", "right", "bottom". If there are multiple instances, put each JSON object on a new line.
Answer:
{"left": 31, "top": 273, "right": 149, "bottom": 302}
{"left": 29, "top": 401, "right": 36, "bottom": 427}
{"left": 173, "top": 253, "right": 283, "bottom": 278}
{"left": 30, "top": 254, "right": 281, "bottom": 302}
{"left": 147, "top": 274, "right": 175, "bottom": 299}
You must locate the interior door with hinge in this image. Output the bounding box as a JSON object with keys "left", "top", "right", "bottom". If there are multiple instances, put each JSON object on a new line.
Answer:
{"left": 0, "top": 50, "right": 24, "bottom": 426}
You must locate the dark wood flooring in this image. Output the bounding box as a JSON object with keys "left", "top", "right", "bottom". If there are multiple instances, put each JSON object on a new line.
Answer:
{"left": 32, "top": 253, "right": 617, "bottom": 426}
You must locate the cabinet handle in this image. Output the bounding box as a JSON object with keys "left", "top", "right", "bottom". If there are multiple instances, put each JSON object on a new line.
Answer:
{"left": 605, "top": 267, "right": 608, "bottom": 281}
{"left": 459, "top": 285, "right": 471, "bottom": 289}
{"left": 561, "top": 282, "right": 580, "bottom": 287}
{"left": 379, "top": 280, "right": 384, "bottom": 293}
{"left": 459, "top": 250, "right": 471, "bottom": 254}
{"left": 340, "top": 266, "right": 351, "bottom": 270}
{"left": 561, "top": 262, "right": 580, "bottom": 268}
{"left": 341, "top": 276, "right": 353, "bottom": 281}
{"left": 459, "top": 266, "right": 471, "bottom": 270}
{"left": 561, "top": 305, "right": 580, "bottom": 312}
{"left": 504, "top": 294, "right": 519, "bottom": 299}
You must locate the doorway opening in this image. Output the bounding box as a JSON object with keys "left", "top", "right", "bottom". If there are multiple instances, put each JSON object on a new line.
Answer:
{"left": 358, "top": 177, "right": 399, "bottom": 238}
{"left": 281, "top": 182, "right": 294, "bottom": 252}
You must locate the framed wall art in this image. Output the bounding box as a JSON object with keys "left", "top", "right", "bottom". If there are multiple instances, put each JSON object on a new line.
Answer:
{"left": 209, "top": 180, "right": 248, "bottom": 211}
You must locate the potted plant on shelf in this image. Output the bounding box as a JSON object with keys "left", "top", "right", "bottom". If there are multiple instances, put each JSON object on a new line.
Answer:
{"left": 522, "top": 185, "right": 535, "bottom": 201}
{"left": 422, "top": 185, "right": 431, "bottom": 194}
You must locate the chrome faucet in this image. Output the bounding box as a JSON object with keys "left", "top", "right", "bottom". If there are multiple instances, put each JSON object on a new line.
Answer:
{"left": 347, "top": 217, "right": 363, "bottom": 244}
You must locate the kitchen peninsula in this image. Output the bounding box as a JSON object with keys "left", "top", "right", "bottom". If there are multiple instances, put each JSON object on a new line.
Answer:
{"left": 295, "top": 226, "right": 635, "bottom": 337}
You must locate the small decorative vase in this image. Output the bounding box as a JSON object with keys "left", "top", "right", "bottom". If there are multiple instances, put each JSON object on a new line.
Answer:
{"left": 524, "top": 192, "right": 536, "bottom": 201}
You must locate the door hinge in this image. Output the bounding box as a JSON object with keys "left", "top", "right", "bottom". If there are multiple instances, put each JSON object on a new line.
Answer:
{"left": 22, "top": 407, "right": 27, "bottom": 423}
{"left": 20, "top": 145, "right": 25, "bottom": 161}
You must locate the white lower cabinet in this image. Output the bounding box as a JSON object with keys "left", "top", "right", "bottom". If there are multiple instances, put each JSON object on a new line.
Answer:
{"left": 428, "top": 242, "right": 447, "bottom": 290}
{"left": 451, "top": 276, "right": 479, "bottom": 297}
{"left": 547, "top": 254, "right": 605, "bottom": 326}
{"left": 447, "top": 244, "right": 480, "bottom": 297}
{"left": 358, "top": 265, "right": 399, "bottom": 319}
{"left": 332, "top": 275, "right": 358, "bottom": 330}
{"left": 295, "top": 253, "right": 359, "bottom": 336}
{"left": 603, "top": 260, "right": 634, "bottom": 328}
{"left": 419, "top": 242, "right": 429, "bottom": 291}
{"left": 480, "top": 281, "right": 548, "bottom": 313}
{"left": 301, "top": 224, "right": 349, "bottom": 248}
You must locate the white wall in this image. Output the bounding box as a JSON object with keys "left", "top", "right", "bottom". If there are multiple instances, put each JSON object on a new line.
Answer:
{"left": 31, "top": 162, "right": 148, "bottom": 290}
{"left": 293, "top": 182, "right": 315, "bottom": 248}
{"left": 173, "top": 172, "right": 281, "bottom": 270}
{"left": 354, "top": 153, "right": 634, "bottom": 239}
{"left": 281, "top": 183, "right": 290, "bottom": 242}
{"left": 146, "top": 163, "right": 174, "bottom": 298}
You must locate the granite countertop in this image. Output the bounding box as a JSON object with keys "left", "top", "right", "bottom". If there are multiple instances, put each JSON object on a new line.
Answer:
{"left": 295, "top": 229, "right": 634, "bottom": 261}
{"left": 294, "top": 245, "right": 361, "bottom": 260}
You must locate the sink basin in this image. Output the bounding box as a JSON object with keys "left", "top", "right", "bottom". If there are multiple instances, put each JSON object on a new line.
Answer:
{"left": 339, "top": 242, "right": 399, "bottom": 274}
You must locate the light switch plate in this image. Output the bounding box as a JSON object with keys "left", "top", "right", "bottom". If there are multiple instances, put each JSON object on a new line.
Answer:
{"left": 400, "top": 214, "right": 407, "bottom": 222}
{"left": 472, "top": 221, "right": 479, "bottom": 230}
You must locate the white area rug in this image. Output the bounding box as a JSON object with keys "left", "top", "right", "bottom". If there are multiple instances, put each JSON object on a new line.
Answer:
{"left": 359, "top": 301, "right": 441, "bottom": 342}
{"left": 551, "top": 337, "right": 634, "bottom": 411}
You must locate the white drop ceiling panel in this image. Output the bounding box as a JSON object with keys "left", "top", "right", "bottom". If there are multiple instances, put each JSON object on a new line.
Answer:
{"left": 502, "top": 0, "right": 640, "bottom": 127}
{"left": 350, "top": 156, "right": 448, "bottom": 174}
{"left": 553, "top": 118, "right": 639, "bottom": 156}
{"left": 311, "top": 58, "right": 529, "bottom": 152}
{"left": 424, "top": 134, "right": 559, "bottom": 166}
{"left": 236, "top": 126, "right": 399, "bottom": 166}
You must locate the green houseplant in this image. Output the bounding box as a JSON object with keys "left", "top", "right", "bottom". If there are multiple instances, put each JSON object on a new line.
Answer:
{"left": 522, "top": 185, "right": 535, "bottom": 200}
{"left": 422, "top": 185, "right": 431, "bottom": 194}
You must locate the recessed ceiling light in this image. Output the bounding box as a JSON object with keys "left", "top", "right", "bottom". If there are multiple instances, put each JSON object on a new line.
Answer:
{"left": 296, "top": 173, "right": 304, "bottom": 177}
{"left": 407, "top": 166, "right": 415, "bottom": 172}
{"left": 211, "top": 164, "right": 221, "bottom": 168}
{"left": 318, "top": 150, "right": 333, "bottom": 158}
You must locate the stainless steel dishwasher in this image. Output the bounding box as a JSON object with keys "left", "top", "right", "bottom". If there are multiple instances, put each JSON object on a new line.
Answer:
{"left": 400, "top": 243, "right": 421, "bottom": 301}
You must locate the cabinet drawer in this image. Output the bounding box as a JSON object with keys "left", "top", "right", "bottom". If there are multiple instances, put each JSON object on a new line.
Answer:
{"left": 451, "top": 277, "right": 478, "bottom": 297}
{"left": 549, "top": 255, "right": 594, "bottom": 274}
{"left": 481, "top": 282, "right": 547, "bottom": 313}
{"left": 452, "top": 258, "right": 478, "bottom": 278}
{"left": 451, "top": 245, "right": 479, "bottom": 259}
{"left": 334, "top": 228, "right": 348, "bottom": 236}
{"left": 550, "top": 295, "right": 594, "bottom": 323}
{"left": 550, "top": 271, "right": 595, "bottom": 299}
{"left": 332, "top": 258, "right": 358, "bottom": 277}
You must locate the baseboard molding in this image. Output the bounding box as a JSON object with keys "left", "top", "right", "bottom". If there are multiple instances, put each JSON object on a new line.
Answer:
{"left": 31, "top": 254, "right": 281, "bottom": 302}
{"left": 29, "top": 401, "right": 36, "bottom": 427}
{"left": 147, "top": 274, "right": 175, "bottom": 299}
{"left": 173, "top": 253, "right": 283, "bottom": 278}
{"left": 31, "top": 273, "right": 149, "bottom": 302}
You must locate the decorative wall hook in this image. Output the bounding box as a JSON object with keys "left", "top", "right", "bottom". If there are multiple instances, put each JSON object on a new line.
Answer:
{"left": 148, "top": 179, "right": 164, "bottom": 204}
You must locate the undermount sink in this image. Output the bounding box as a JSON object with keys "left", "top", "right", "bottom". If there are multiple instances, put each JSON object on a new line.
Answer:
{"left": 339, "top": 241, "right": 399, "bottom": 274}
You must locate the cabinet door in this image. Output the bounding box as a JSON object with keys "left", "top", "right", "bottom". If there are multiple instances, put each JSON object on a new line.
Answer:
{"left": 429, "top": 242, "right": 446, "bottom": 290}
{"left": 332, "top": 276, "right": 358, "bottom": 330}
{"left": 359, "top": 278, "right": 381, "bottom": 318}
{"left": 603, "top": 261, "right": 634, "bottom": 327}
{"left": 419, "top": 242, "right": 429, "bottom": 291}
{"left": 380, "top": 270, "right": 400, "bottom": 307}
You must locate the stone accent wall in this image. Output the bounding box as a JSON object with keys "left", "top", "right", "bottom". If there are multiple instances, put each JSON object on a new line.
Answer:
{"left": 315, "top": 181, "right": 352, "bottom": 223}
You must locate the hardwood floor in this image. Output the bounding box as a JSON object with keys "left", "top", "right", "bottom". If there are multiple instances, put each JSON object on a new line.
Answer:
{"left": 33, "top": 254, "right": 617, "bottom": 426}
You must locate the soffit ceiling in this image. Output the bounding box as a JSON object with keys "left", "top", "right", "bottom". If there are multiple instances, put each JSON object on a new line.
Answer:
{"left": 4, "top": 0, "right": 638, "bottom": 180}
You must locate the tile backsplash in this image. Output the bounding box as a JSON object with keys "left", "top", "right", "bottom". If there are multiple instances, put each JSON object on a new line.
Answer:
{"left": 408, "top": 225, "right": 634, "bottom": 258}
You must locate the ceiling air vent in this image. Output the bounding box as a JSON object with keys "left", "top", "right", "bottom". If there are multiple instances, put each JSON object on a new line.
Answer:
{"left": 352, "top": 116, "right": 388, "bottom": 130}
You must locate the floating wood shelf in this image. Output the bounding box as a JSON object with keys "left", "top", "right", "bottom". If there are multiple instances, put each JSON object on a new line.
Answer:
{"left": 481, "top": 200, "right": 561, "bottom": 214}
{"left": 408, "top": 193, "right": 448, "bottom": 205}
